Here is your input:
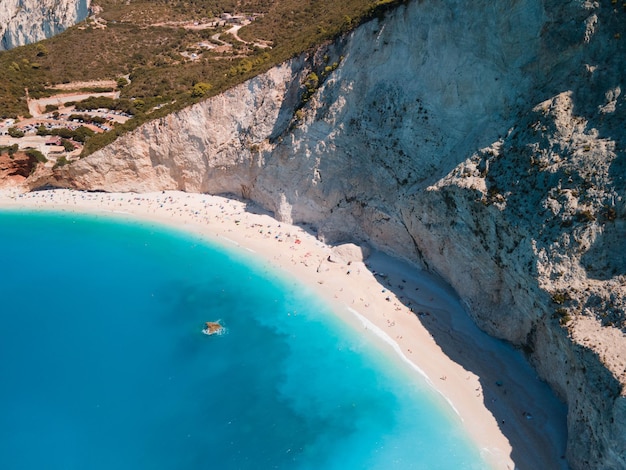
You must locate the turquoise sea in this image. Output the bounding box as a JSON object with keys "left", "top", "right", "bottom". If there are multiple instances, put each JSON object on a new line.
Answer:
{"left": 0, "top": 211, "right": 488, "bottom": 469}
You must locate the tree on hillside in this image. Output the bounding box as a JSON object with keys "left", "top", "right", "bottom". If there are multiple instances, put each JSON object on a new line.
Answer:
{"left": 8, "top": 127, "right": 24, "bottom": 138}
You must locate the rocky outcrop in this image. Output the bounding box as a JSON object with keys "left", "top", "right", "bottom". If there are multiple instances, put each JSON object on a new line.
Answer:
{"left": 0, "top": 0, "right": 90, "bottom": 50}
{"left": 0, "top": 151, "right": 36, "bottom": 180}
{"left": 41, "top": 0, "right": 625, "bottom": 468}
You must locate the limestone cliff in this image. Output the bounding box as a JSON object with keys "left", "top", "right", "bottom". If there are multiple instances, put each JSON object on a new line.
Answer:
{"left": 0, "top": 0, "right": 90, "bottom": 50}
{"left": 42, "top": 0, "right": 625, "bottom": 468}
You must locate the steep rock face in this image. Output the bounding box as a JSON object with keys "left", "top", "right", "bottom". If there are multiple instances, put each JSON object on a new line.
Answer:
{"left": 0, "top": 0, "right": 90, "bottom": 50}
{"left": 0, "top": 151, "right": 36, "bottom": 179}
{"left": 45, "top": 1, "right": 626, "bottom": 468}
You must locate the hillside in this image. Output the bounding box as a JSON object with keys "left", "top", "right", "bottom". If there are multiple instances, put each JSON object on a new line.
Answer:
{"left": 0, "top": 0, "right": 404, "bottom": 156}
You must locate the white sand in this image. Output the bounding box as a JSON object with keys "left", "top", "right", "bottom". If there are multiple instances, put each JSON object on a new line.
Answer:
{"left": 0, "top": 188, "right": 569, "bottom": 470}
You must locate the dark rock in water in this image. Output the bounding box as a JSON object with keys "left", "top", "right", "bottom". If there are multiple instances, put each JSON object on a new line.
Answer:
{"left": 203, "top": 321, "right": 224, "bottom": 336}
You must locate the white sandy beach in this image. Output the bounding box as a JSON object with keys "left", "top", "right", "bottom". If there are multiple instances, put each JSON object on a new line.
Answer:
{"left": 0, "top": 188, "right": 568, "bottom": 470}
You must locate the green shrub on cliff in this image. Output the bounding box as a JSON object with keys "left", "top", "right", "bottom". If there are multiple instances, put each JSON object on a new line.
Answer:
{"left": 191, "top": 82, "right": 212, "bottom": 97}
{"left": 25, "top": 149, "right": 47, "bottom": 163}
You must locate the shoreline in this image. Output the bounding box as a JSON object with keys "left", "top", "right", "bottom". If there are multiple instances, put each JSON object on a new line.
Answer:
{"left": 0, "top": 188, "right": 568, "bottom": 470}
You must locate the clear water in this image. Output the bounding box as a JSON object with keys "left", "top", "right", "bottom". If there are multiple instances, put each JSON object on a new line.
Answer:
{"left": 0, "top": 211, "right": 487, "bottom": 470}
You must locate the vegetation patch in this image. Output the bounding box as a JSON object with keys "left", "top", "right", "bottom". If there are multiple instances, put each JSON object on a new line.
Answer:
{"left": 0, "top": 0, "right": 409, "bottom": 156}
{"left": 25, "top": 149, "right": 47, "bottom": 164}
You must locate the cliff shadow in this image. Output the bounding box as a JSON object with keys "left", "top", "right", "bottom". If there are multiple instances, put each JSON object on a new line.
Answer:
{"left": 361, "top": 251, "right": 569, "bottom": 470}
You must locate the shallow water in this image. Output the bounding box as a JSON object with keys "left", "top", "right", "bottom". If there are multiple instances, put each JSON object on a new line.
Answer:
{"left": 0, "top": 211, "right": 487, "bottom": 469}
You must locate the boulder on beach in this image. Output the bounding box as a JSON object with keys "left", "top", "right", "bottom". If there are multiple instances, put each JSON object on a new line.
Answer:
{"left": 330, "top": 243, "right": 371, "bottom": 264}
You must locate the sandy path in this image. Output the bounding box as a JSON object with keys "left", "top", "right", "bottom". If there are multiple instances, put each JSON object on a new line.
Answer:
{"left": 0, "top": 188, "right": 569, "bottom": 470}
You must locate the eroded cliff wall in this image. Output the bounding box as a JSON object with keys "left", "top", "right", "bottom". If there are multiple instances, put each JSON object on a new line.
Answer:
{"left": 46, "top": 0, "right": 626, "bottom": 468}
{"left": 0, "top": 0, "right": 90, "bottom": 50}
